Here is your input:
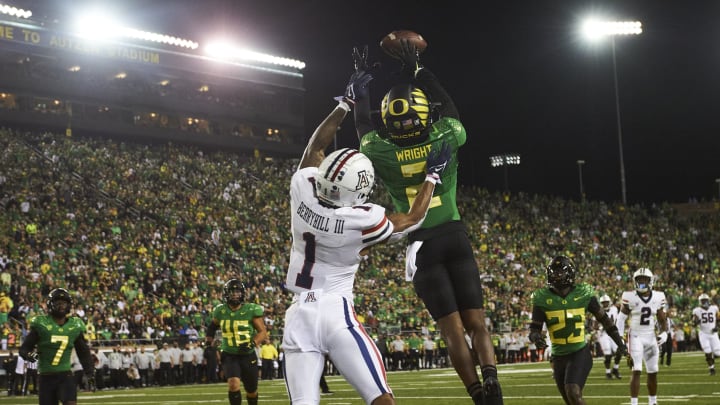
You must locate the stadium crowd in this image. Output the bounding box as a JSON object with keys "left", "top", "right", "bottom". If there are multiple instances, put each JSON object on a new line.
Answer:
{"left": 0, "top": 128, "right": 718, "bottom": 367}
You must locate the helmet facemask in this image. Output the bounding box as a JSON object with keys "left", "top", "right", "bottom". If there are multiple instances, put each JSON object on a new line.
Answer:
{"left": 633, "top": 268, "right": 654, "bottom": 293}
{"left": 223, "top": 279, "right": 245, "bottom": 307}
{"left": 48, "top": 288, "right": 73, "bottom": 318}
{"left": 699, "top": 293, "right": 711, "bottom": 309}
{"left": 315, "top": 148, "right": 375, "bottom": 208}
{"left": 600, "top": 295, "right": 611, "bottom": 309}
{"left": 546, "top": 256, "right": 576, "bottom": 290}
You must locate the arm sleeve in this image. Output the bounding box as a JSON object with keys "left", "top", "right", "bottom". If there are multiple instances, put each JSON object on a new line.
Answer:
{"left": 18, "top": 328, "right": 39, "bottom": 360}
{"left": 353, "top": 94, "right": 374, "bottom": 141}
{"left": 74, "top": 333, "right": 94, "bottom": 373}
{"left": 530, "top": 306, "right": 546, "bottom": 329}
{"left": 415, "top": 68, "right": 459, "bottom": 119}
{"left": 206, "top": 319, "right": 218, "bottom": 341}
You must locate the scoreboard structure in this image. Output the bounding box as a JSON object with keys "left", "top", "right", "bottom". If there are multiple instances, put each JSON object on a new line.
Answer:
{"left": 0, "top": 12, "right": 306, "bottom": 157}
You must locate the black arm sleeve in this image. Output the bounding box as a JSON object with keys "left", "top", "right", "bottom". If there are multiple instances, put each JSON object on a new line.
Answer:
{"left": 353, "top": 95, "right": 373, "bottom": 141}
{"left": 18, "top": 328, "right": 39, "bottom": 360}
{"left": 414, "top": 68, "right": 459, "bottom": 119}
{"left": 74, "top": 332, "right": 94, "bottom": 373}
{"left": 530, "top": 306, "right": 547, "bottom": 330}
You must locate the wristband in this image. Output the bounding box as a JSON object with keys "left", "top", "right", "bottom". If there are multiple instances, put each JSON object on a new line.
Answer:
{"left": 425, "top": 173, "right": 441, "bottom": 185}
{"left": 333, "top": 96, "right": 353, "bottom": 111}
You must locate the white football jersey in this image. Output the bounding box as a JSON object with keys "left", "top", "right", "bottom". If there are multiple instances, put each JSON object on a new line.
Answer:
{"left": 286, "top": 167, "right": 394, "bottom": 300}
{"left": 599, "top": 305, "right": 620, "bottom": 336}
{"left": 620, "top": 290, "right": 666, "bottom": 335}
{"left": 692, "top": 305, "right": 719, "bottom": 334}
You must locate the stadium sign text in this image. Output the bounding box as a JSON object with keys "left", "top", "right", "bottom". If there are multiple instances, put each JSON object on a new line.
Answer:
{"left": 0, "top": 23, "right": 160, "bottom": 65}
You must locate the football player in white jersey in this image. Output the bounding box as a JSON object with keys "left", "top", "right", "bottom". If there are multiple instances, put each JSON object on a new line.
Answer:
{"left": 616, "top": 268, "right": 668, "bottom": 405}
{"left": 282, "top": 90, "right": 451, "bottom": 405}
{"left": 597, "top": 294, "right": 622, "bottom": 379}
{"left": 692, "top": 293, "right": 720, "bottom": 375}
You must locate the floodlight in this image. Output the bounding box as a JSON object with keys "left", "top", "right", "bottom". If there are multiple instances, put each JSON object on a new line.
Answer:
{"left": 489, "top": 154, "right": 521, "bottom": 191}
{"left": 205, "top": 42, "right": 306, "bottom": 70}
{"left": 579, "top": 17, "right": 643, "bottom": 204}
{"left": 581, "top": 19, "right": 642, "bottom": 41}
{"left": 0, "top": 3, "right": 32, "bottom": 19}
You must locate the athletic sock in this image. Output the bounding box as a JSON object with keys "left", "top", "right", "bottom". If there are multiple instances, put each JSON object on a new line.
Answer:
{"left": 481, "top": 365, "right": 498, "bottom": 380}
{"left": 229, "top": 390, "right": 242, "bottom": 405}
{"left": 466, "top": 381, "right": 484, "bottom": 404}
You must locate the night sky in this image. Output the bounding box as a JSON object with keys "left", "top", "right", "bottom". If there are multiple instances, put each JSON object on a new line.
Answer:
{"left": 27, "top": 0, "right": 720, "bottom": 204}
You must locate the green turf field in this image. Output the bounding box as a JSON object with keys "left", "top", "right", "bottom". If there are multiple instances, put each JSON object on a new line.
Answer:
{"left": 3, "top": 352, "right": 717, "bottom": 404}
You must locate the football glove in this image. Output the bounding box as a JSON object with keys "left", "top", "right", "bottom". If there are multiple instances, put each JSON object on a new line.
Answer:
{"left": 23, "top": 350, "right": 38, "bottom": 363}
{"left": 353, "top": 45, "right": 369, "bottom": 72}
{"left": 528, "top": 329, "right": 548, "bottom": 350}
{"left": 394, "top": 38, "right": 423, "bottom": 77}
{"left": 344, "top": 70, "right": 373, "bottom": 103}
{"left": 614, "top": 342, "right": 628, "bottom": 364}
{"left": 425, "top": 141, "right": 451, "bottom": 184}
{"left": 656, "top": 331, "right": 668, "bottom": 346}
{"left": 352, "top": 45, "right": 381, "bottom": 73}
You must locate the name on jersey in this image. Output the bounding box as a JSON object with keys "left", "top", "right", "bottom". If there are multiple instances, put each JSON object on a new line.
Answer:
{"left": 297, "top": 202, "right": 344, "bottom": 233}
{"left": 395, "top": 144, "right": 432, "bottom": 162}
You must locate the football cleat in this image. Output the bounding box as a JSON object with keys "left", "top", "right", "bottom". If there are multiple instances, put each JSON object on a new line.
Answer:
{"left": 483, "top": 376, "right": 503, "bottom": 405}
{"left": 612, "top": 368, "right": 621, "bottom": 379}
{"left": 710, "top": 368, "right": 716, "bottom": 376}
{"left": 606, "top": 373, "right": 612, "bottom": 380}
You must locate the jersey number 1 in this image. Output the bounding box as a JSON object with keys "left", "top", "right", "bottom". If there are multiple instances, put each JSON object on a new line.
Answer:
{"left": 295, "top": 232, "right": 315, "bottom": 289}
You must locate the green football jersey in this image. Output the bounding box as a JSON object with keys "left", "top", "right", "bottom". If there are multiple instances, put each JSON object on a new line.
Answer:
{"left": 211, "top": 302, "right": 264, "bottom": 355}
{"left": 530, "top": 283, "right": 595, "bottom": 356}
{"left": 360, "top": 117, "right": 466, "bottom": 229}
{"left": 29, "top": 315, "right": 86, "bottom": 373}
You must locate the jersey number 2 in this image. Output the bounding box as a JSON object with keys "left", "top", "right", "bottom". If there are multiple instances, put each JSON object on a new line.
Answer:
{"left": 400, "top": 161, "right": 442, "bottom": 208}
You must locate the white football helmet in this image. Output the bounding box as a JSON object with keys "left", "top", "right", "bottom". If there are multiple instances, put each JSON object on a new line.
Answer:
{"left": 633, "top": 268, "right": 654, "bottom": 293}
{"left": 699, "top": 293, "right": 711, "bottom": 309}
{"left": 600, "top": 294, "right": 612, "bottom": 308}
{"left": 315, "top": 148, "right": 375, "bottom": 208}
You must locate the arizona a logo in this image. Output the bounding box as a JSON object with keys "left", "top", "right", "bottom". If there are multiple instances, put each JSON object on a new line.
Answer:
{"left": 355, "top": 170, "right": 371, "bottom": 191}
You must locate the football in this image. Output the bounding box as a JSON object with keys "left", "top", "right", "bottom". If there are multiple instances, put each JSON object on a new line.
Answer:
{"left": 380, "top": 30, "right": 427, "bottom": 58}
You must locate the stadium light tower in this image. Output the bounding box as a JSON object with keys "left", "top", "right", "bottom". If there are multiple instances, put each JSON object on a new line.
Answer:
{"left": 577, "top": 159, "right": 586, "bottom": 203}
{"left": 581, "top": 19, "right": 642, "bottom": 205}
{"left": 490, "top": 153, "right": 521, "bottom": 192}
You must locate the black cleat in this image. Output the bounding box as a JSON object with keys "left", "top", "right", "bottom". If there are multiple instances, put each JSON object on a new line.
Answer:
{"left": 606, "top": 373, "right": 613, "bottom": 379}
{"left": 612, "top": 368, "right": 621, "bottom": 379}
{"left": 483, "top": 377, "right": 504, "bottom": 405}
{"left": 710, "top": 368, "right": 716, "bottom": 376}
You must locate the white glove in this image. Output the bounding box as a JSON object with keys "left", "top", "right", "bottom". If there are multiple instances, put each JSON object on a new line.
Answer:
{"left": 656, "top": 331, "right": 668, "bottom": 346}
